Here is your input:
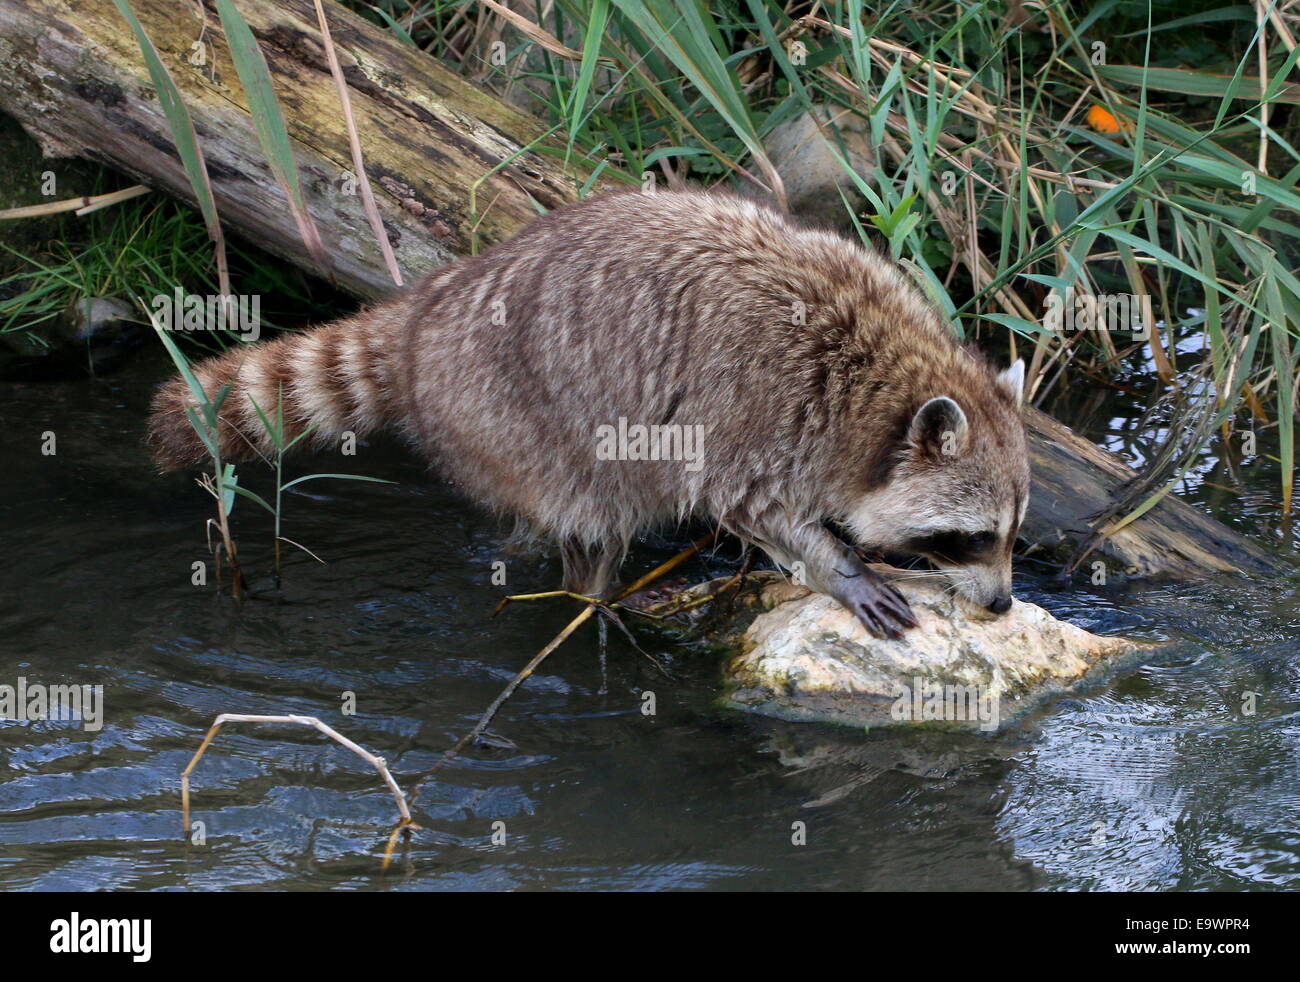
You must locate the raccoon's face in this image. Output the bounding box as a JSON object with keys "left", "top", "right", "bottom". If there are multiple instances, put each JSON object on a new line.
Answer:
{"left": 845, "top": 361, "right": 1029, "bottom": 614}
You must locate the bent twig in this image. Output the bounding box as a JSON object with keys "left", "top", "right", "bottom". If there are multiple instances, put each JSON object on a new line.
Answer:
{"left": 180, "top": 713, "right": 414, "bottom": 839}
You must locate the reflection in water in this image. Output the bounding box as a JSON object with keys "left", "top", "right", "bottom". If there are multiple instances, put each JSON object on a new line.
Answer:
{"left": 0, "top": 358, "right": 1297, "bottom": 890}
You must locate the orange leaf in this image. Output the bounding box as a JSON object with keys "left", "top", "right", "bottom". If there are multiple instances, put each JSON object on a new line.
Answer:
{"left": 1086, "top": 104, "right": 1126, "bottom": 134}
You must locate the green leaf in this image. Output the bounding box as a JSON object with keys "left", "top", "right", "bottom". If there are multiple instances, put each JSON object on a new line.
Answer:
{"left": 246, "top": 391, "right": 284, "bottom": 450}
{"left": 1018, "top": 272, "right": 1074, "bottom": 291}
{"left": 979, "top": 312, "right": 1051, "bottom": 336}
{"left": 1115, "top": 6, "right": 1254, "bottom": 36}
{"left": 148, "top": 306, "right": 208, "bottom": 408}
{"left": 214, "top": 0, "right": 328, "bottom": 270}
{"left": 110, "top": 0, "right": 222, "bottom": 239}
{"left": 1265, "top": 273, "right": 1295, "bottom": 511}
{"left": 569, "top": 0, "right": 610, "bottom": 142}
{"left": 185, "top": 406, "right": 218, "bottom": 457}
{"left": 1095, "top": 65, "right": 1300, "bottom": 104}
{"left": 283, "top": 421, "right": 321, "bottom": 453}
{"left": 608, "top": 0, "right": 777, "bottom": 192}
{"left": 230, "top": 483, "right": 276, "bottom": 515}
{"left": 281, "top": 473, "right": 395, "bottom": 492}
{"left": 746, "top": 0, "right": 812, "bottom": 110}
{"left": 220, "top": 462, "right": 238, "bottom": 516}
{"left": 367, "top": 3, "right": 417, "bottom": 47}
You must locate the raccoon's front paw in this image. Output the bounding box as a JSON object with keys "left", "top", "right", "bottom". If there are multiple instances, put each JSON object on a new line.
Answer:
{"left": 835, "top": 569, "right": 918, "bottom": 640}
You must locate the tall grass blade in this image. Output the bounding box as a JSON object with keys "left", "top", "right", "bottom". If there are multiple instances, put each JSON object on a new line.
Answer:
{"left": 215, "top": 0, "right": 330, "bottom": 278}
{"left": 111, "top": 0, "right": 230, "bottom": 296}
{"left": 311, "top": 0, "right": 403, "bottom": 287}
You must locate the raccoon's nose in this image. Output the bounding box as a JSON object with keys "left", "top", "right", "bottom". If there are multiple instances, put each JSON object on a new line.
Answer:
{"left": 987, "top": 595, "right": 1012, "bottom": 615}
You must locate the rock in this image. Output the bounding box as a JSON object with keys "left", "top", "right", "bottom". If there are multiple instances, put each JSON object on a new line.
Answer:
{"left": 68, "top": 297, "right": 147, "bottom": 372}
{"left": 759, "top": 105, "right": 876, "bottom": 230}
{"left": 0, "top": 295, "right": 145, "bottom": 376}
{"left": 0, "top": 112, "right": 147, "bottom": 375}
{"left": 636, "top": 569, "right": 1156, "bottom": 732}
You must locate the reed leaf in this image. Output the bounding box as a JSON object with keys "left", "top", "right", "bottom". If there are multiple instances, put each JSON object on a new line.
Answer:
{"left": 214, "top": 0, "right": 330, "bottom": 277}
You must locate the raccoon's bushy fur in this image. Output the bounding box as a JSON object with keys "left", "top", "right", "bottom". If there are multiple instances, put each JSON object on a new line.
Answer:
{"left": 148, "top": 189, "right": 1028, "bottom": 635}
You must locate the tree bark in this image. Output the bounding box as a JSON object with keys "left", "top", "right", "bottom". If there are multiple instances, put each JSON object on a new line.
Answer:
{"left": 1023, "top": 409, "right": 1278, "bottom": 578}
{"left": 0, "top": 0, "right": 1281, "bottom": 578}
{"left": 0, "top": 0, "right": 585, "bottom": 299}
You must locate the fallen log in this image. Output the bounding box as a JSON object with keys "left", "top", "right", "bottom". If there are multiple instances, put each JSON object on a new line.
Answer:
{"left": 1022, "top": 409, "right": 1280, "bottom": 578}
{"left": 0, "top": 0, "right": 1281, "bottom": 579}
{"left": 0, "top": 0, "right": 587, "bottom": 300}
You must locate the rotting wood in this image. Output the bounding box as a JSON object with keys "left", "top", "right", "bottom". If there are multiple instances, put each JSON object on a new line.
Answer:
{"left": 0, "top": 0, "right": 589, "bottom": 299}
{"left": 1023, "top": 409, "right": 1279, "bottom": 578}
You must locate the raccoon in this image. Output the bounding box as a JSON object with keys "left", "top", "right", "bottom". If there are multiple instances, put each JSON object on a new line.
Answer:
{"left": 148, "top": 189, "right": 1030, "bottom": 638}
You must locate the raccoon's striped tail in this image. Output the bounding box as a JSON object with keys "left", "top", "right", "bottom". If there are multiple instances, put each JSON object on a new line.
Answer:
{"left": 146, "top": 309, "right": 403, "bottom": 471}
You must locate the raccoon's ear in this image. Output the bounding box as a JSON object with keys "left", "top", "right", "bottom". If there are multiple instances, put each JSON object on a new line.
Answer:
{"left": 997, "top": 359, "right": 1025, "bottom": 407}
{"left": 908, "top": 396, "right": 968, "bottom": 458}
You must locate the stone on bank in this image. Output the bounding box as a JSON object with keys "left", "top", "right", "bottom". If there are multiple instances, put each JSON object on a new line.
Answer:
{"left": 636, "top": 569, "right": 1156, "bottom": 732}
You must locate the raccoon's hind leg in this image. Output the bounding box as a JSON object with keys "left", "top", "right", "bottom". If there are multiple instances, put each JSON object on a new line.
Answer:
{"left": 730, "top": 512, "right": 917, "bottom": 640}
{"left": 492, "top": 539, "right": 623, "bottom": 620}
{"left": 560, "top": 540, "right": 624, "bottom": 599}
{"left": 557, "top": 540, "right": 627, "bottom": 693}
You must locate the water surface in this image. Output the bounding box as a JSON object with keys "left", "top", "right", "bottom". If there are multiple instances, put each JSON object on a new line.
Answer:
{"left": 1, "top": 354, "right": 1297, "bottom": 890}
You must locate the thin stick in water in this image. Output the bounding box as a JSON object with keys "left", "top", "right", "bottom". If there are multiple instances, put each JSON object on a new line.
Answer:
{"left": 406, "top": 531, "right": 720, "bottom": 796}
{"left": 180, "top": 713, "right": 414, "bottom": 840}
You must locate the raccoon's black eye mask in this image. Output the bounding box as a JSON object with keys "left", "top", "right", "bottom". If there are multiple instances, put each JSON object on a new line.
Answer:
{"left": 906, "top": 529, "right": 996, "bottom": 563}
